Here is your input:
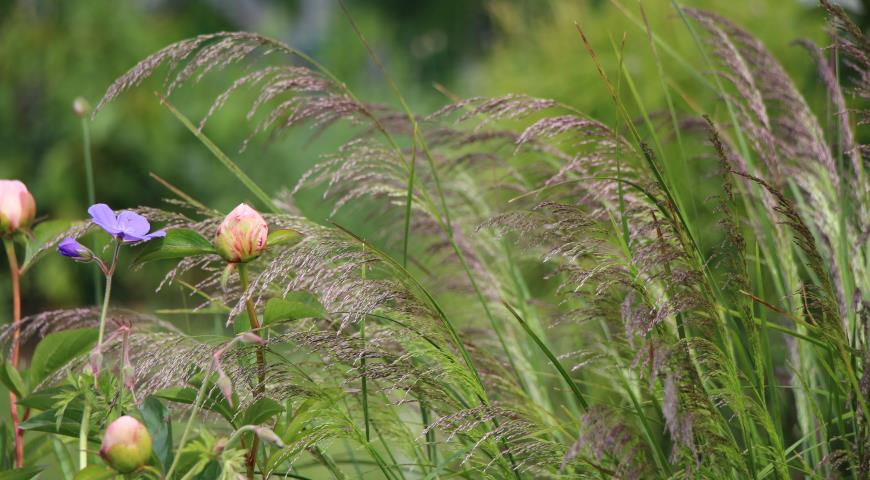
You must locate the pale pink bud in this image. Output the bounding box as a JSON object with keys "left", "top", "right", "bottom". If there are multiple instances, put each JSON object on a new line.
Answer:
{"left": 72, "top": 97, "right": 91, "bottom": 118}
{"left": 216, "top": 369, "right": 234, "bottom": 407}
{"left": 237, "top": 332, "right": 265, "bottom": 345}
{"left": 100, "top": 415, "right": 152, "bottom": 473}
{"left": 254, "top": 426, "right": 285, "bottom": 448}
{"left": 0, "top": 180, "right": 35, "bottom": 235}
{"left": 89, "top": 349, "right": 103, "bottom": 377}
{"left": 214, "top": 203, "right": 268, "bottom": 263}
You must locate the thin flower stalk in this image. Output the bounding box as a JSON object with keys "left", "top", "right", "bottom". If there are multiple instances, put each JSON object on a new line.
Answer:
{"left": 3, "top": 238, "right": 23, "bottom": 467}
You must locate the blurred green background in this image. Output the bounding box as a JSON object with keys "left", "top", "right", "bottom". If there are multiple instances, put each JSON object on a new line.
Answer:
{"left": 0, "top": 0, "right": 850, "bottom": 321}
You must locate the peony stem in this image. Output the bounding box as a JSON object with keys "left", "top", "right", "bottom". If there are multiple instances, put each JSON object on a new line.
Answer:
{"left": 3, "top": 238, "right": 23, "bottom": 467}
{"left": 237, "top": 263, "right": 265, "bottom": 480}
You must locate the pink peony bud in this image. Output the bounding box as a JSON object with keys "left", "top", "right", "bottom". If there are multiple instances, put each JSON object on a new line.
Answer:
{"left": 100, "top": 415, "right": 152, "bottom": 473}
{"left": 0, "top": 180, "right": 35, "bottom": 235}
{"left": 214, "top": 203, "right": 268, "bottom": 263}
{"left": 254, "top": 426, "right": 285, "bottom": 448}
{"left": 216, "top": 369, "right": 234, "bottom": 407}
{"left": 237, "top": 332, "right": 265, "bottom": 345}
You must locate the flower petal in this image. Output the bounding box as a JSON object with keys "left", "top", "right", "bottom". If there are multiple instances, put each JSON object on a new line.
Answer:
{"left": 88, "top": 204, "right": 120, "bottom": 234}
{"left": 116, "top": 211, "right": 151, "bottom": 236}
{"left": 118, "top": 229, "right": 166, "bottom": 243}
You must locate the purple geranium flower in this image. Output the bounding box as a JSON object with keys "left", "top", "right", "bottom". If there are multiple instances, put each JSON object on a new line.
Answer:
{"left": 58, "top": 237, "right": 92, "bottom": 260}
{"left": 88, "top": 203, "right": 166, "bottom": 243}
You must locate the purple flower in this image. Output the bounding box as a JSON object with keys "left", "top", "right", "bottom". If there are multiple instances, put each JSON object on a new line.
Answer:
{"left": 88, "top": 203, "right": 166, "bottom": 243}
{"left": 58, "top": 237, "right": 93, "bottom": 260}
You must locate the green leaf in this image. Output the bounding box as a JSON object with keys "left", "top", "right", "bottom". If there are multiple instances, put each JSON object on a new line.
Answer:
{"left": 192, "top": 460, "right": 221, "bottom": 480}
{"left": 17, "top": 386, "right": 72, "bottom": 410}
{"left": 50, "top": 436, "right": 76, "bottom": 480}
{"left": 0, "top": 466, "right": 45, "bottom": 480}
{"left": 153, "top": 386, "right": 234, "bottom": 422}
{"left": 133, "top": 228, "right": 215, "bottom": 265}
{"left": 30, "top": 328, "right": 98, "bottom": 386}
{"left": 266, "top": 229, "right": 303, "bottom": 248}
{"left": 232, "top": 312, "right": 251, "bottom": 335}
{"left": 72, "top": 464, "right": 116, "bottom": 480}
{"left": 139, "top": 396, "right": 173, "bottom": 472}
{"left": 19, "top": 408, "right": 93, "bottom": 440}
{"left": 20, "top": 219, "right": 76, "bottom": 273}
{"left": 0, "top": 361, "right": 26, "bottom": 398}
{"left": 263, "top": 296, "right": 323, "bottom": 326}
{"left": 241, "top": 398, "right": 284, "bottom": 426}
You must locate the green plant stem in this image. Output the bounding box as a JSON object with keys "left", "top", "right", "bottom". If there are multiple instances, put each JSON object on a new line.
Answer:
{"left": 237, "top": 263, "right": 265, "bottom": 480}
{"left": 96, "top": 267, "right": 114, "bottom": 353}
{"left": 78, "top": 399, "right": 91, "bottom": 470}
{"left": 165, "top": 368, "right": 212, "bottom": 479}
{"left": 80, "top": 117, "right": 102, "bottom": 306}
{"left": 80, "top": 241, "right": 119, "bottom": 471}
{"left": 3, "top": 238, "right": 24, "bottom": 467}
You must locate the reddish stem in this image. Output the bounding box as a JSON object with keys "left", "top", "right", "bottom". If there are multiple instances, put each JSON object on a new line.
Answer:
{"left": 4, "top": 239, "right": 23, "bottom": 467}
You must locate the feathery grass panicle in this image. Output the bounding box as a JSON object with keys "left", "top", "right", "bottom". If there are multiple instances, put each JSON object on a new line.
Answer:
{"left": 21, "top": 3, "right": 864, "bottom": 477}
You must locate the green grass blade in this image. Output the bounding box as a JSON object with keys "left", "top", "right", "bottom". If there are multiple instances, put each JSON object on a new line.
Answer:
{"left": 503, "top": 302, "right": 588, "bottom": 411}
{"left": 156, "top": 93, "right": 279, "bottom": 214}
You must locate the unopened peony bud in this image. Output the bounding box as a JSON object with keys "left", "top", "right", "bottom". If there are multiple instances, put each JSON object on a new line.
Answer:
{"left": 214, "top": 203, "right": 268, "bottom": 263}
{"left": 0, "top": 180, "right": 35, "bottom": 235}
{"left": 254, "top": 426, "right": 285, "bottom": 448}
{"left": 72, "top": 97, "right": 91, "bottom": 118}
{"left": 89, "top": 349, "right": 103, "bottom": 376}
{"left": 100, "top": 416, "right": 152, "bottom": 473}
{"left": 237, "top": 332, "right": 265, "bottom": 345}
{"left": 216, "top": 369, "right": 234, "bottom": 407}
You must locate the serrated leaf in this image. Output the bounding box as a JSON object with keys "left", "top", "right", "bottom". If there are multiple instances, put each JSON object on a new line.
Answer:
{"left": 263, "top": 297, "right": 323, "bottom": 326}
{"left": 139, "top": 396, "right": 173, "bottom": 472}
{"left": 0, "top": 361, "right": 26, "bottom": 398}
{"left": 30, "top": 328, "right": 97, "bottom": 386}
{"left": 241, "top": 398, "right": 284, "bottom": 426}
{"left": 17, "top": 386, "right": 71, "bottom": 410}
{"left": 266, "top": 229, "right": 302, "bottom": 248}
{"left": 133, "top": 228, "right": 215, "bottom": 265}
{"left": 0, "top": 466, "right": 45, "bottom": 480}
{"left": 72, "top": 464, "right": 116, "bottom": 480}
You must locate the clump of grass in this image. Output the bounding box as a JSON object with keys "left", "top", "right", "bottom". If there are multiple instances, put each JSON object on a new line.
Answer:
{"left": 5, "top": 1, "right": 869, "bottom": 478}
